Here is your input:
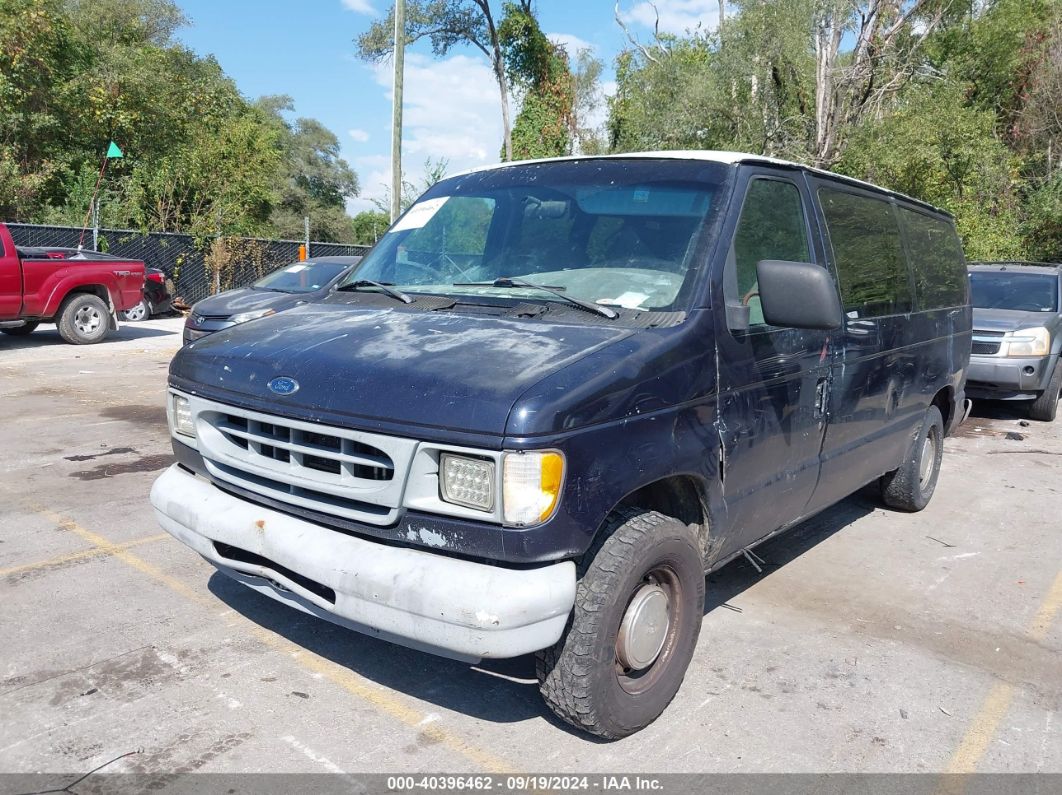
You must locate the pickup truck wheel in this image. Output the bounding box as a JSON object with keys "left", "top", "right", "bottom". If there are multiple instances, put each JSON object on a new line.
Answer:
{"left": 57, "top": 294, "right": 110, "bottom": 344}
{"left": 121, "top": 298, "right": 150, "bottom": 322}
{"left": 1028, "top": 359, "right": 1062, "bottom": 422}
{"left": 0, "top": 321, "right": 38, "bottom": 336}
{"left": 880, "top": 405, "right": 944, "bottom": 512}
{"left": 536, "top": 508, "right": 704, "bottom": 739}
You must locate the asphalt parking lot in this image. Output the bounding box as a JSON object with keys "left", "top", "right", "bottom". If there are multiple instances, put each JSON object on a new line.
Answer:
{"left": 0, "top": 316, "right": 1059, "bottom": 781}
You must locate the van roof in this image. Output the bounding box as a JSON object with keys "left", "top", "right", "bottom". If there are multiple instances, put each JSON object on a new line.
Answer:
{"left": 452, "top": 150, "right": 952, "bottom": 219}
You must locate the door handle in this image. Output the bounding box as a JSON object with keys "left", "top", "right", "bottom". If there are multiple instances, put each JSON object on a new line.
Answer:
{"left": 814, "top": 377, "right": 829, "bottom": 419}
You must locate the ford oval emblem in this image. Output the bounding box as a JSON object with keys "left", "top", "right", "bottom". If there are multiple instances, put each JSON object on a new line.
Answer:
{"left": 268, "top": 376, "right": 299, "bottom": 396}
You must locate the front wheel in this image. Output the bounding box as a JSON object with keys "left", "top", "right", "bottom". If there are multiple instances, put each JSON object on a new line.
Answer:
{"left": 880, "top": 405, "right": 944, "bottom": 512}
{"left": 57, "top": 293, "right": 110, "bottom": 344}
{"left": 536, "top": 509, "right": 705, "bottom": 739}
{"left": 1028, "top": 359, "right": 1062, "bottom": 422}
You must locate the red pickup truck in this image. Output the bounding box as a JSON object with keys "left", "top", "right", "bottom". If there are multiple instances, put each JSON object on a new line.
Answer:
{"left": 0, "top": 222, "right": 146, "bottom": 344}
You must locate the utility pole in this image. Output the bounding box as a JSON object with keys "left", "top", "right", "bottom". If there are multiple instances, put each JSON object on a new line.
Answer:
{"left": 390, "top": 0, "right": 405, "bottom": 223}
{"left": 91, "top": 199, "right": 100, "bottom": 252}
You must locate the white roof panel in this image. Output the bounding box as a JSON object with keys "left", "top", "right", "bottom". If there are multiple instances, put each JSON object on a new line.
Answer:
{"left": 450, "top": 150, "right": 949, "bottom": 217}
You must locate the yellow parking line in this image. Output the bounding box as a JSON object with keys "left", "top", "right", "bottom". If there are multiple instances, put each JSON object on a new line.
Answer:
{"left": 0, "top": 533, "right": 169, "bottom": 578}
{"left": 25, "top": 503, "right": 519, "bottom": 775}
{"left": 944, "top": 568, "right": 1062, "bottom": 775}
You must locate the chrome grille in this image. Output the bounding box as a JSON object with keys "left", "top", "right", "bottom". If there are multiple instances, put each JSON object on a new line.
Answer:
{"left": 191, "top": 397, "right": 418, "bottom": 525}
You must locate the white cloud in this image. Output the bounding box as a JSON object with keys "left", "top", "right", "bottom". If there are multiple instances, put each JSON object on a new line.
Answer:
{"left": 379, "top": 53, "right": 504, "bottom": 163}
{"left": 341, "top": 0, "right": 376, "bottom": 14}
{"left": 348, "top": 53, "right": 506, "bottom": 213}
{"left": 583, "top": 79, "right": 617, "bottom": 134}
{"left": 622, "top": 0, "right": 723, "bottom": 36}
{"left": 348, "top": 128, "right": 370, "bottom": 143}
{"left": 547, "top": 32, "right": 595, "bottom": 56}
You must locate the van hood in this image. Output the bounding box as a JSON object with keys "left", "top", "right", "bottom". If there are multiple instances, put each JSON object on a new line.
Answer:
{"left": 191, "top": 287, "right": 307, "bottom": 319}
{"left": 972, "top": 307, "right": 1056, "bottom": 332}
{"left": 170, "top": 301, "right": 633, "bottom": 437}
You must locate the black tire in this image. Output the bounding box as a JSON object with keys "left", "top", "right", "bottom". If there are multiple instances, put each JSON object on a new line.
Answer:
{"left": 880, "top": 405, "right": 944, "bottom": 512}
{"left": 121, "top": 298, "right": 150, "bottom": 322}
{"left": 1028, "top": 359, "right": 1062, "bottom": 422}
{"left": 536, "top": 508, "right": 705, "bottom": 739}
{"left": 57, "top": 293, "right": 110, "bottom": 345}
{"left": 0, "top": 321, "right": 39, "bottom": 336}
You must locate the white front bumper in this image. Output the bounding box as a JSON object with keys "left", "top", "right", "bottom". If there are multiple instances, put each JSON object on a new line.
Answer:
{"left": 150, "top": 465, "right": 576, "bottom": 661}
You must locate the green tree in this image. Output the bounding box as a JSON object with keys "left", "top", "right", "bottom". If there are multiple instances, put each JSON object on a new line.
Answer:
{"left": 838, "top": 81, "right": 1024, "bottom": 260}
{"left": 571, "top": 47, "right": 606, "bottom": 154}
{"left": 499, "top": 1, "right": 573, "bottom": 159}
{"left": 258, "top": 97, "right": 360, "bottom": 242}
{"left": 0, "top": 0, "right": 85, "bottom": 218}
{"left": 0, "top": 0, "right": 363, "bottom": 241}
{"left": 351, "top": 210, "right": 390, "bottom": 245}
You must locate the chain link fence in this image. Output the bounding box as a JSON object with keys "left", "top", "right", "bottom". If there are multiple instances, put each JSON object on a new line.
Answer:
{"left": 4, "top": 223, "right": 371, "bottom": 306}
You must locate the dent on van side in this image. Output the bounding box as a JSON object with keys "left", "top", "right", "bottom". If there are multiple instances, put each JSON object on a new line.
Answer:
{"left": 150, "top": 152, "right": 971, "bottom": 740}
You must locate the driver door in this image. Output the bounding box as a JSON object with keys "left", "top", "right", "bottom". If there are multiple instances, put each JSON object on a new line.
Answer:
{"left": 713, "top": 170, "right": 838, "bottom": 554}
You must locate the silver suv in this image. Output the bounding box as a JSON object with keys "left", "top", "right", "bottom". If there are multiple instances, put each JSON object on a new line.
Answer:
{"left": 967, "top": 261, "right": 1062, "bottom": 421}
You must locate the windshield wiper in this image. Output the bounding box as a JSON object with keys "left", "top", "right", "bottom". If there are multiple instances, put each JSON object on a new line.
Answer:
{"left": 451, "top": 276, "right": 617, "bottom": 319}
{"left": 336, "top": 279, "right": 414, "bottom": 304}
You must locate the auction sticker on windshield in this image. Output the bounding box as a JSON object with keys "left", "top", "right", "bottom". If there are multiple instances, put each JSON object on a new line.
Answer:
{"left": 392, "top": 197, "right": 449, "bottom": 232}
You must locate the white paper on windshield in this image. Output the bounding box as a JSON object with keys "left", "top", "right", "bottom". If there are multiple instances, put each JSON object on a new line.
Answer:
{"left": 392, "top": 197, "right": 449, "bottom": 232}
{"left": 285, "top": 264, "right": 307, "bottom": 273}
{"left": 606, "top": 291, "right": 649, "bottom": 309}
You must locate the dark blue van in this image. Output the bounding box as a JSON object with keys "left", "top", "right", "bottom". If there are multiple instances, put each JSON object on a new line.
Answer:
{"left": 150, "top": 153, "right": 971, "bottom": 738}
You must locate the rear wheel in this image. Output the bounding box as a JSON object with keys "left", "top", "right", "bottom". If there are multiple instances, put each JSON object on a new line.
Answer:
{"left": 0, "top": 322, "right": 39, "bottom": 336}
{"left": 1028, "top": 360, "right": 1062, "bottom": 422}
{"left": 536, "top": 509, "right": 705, "bottom": 739}
{"left": 880, "top": 405, "right": 944, "bottom": 512}
{"left": 57, "top": 293, "right": 110, "bottom": 345}
{"left": 121, "top": 298, "right": 150, "bottom": 322}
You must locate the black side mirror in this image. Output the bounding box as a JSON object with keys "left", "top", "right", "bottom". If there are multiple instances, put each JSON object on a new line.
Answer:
{"left": 756, "top": 260, "right": 842, "bottom": 330}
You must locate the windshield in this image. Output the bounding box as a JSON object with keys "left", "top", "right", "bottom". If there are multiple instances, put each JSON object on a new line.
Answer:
{"left": 255, "top": 260, "right": 350, "bottom": 293}
{"left": 969, "top": 271, "right": 1059, "bottom": 312}
{"left": 339, "top": 159, "right": 729, "bottom": 314}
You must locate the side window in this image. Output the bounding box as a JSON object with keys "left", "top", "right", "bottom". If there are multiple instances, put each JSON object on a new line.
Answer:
{"left": 729, "top": 178, "right": 811, "bottom": 327}
{"left": 818, "top": 187, "right": 912, "bottom": 318}
{"left": 898, "top": 207, "right": 967, "bottom": 309}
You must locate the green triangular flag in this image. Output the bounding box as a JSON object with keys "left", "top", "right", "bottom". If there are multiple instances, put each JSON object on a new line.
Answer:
{"left": 106, "top": 141, "right": 123, "bottom": 159}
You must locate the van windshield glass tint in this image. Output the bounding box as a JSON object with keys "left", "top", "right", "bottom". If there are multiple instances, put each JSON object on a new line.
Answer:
{"left": 255, "top": 261, "right": 348, "bottom": 293}
{"left": 969, "top": 272, "right": 1059, "bottom": 312}
{"left": 340, "top": 160, "right": 728, "bottom": 314}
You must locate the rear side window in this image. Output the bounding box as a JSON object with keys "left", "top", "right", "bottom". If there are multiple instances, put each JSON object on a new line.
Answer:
{"left": 898, "top": 208, "right": 967, "bottom": 309}
{"left": 818, "top": 187, "right": 912, "bottom": 318}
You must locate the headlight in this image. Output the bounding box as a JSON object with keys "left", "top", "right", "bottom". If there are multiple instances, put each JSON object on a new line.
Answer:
{"left": 440, "top": 454, "right": 495, "bottom": 511}
{"left": 172, "top": 394, "right": 195, "bottom": 437}
{"left": 502, "top": 451, "right": 564, "bottom": 525}
{"left": 229, "top": 308, "right": 276, "bottom": 325}
{"left": 1003, "top": 327, "right": 1050, "bottom": 357}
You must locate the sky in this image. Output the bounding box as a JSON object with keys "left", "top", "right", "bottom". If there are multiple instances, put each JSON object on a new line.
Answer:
{"left": 175, "top": 1, "right": 724, "bottom": 214}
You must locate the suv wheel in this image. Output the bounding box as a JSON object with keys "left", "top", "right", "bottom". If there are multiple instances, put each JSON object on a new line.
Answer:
{"left": 57, "top": 293, "right": 110, "bottom": 345}
{"left": 121, "top": 298, "right": 150, "bottom": 322}
{"left": 536, "top": 508, "right": 704, "bottom": 739}
{"left": 1028, "top": 359, "right": 1062, "bottom": 422}
{"left": 880, "top": 405, "right": 944, "bottom": 512}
